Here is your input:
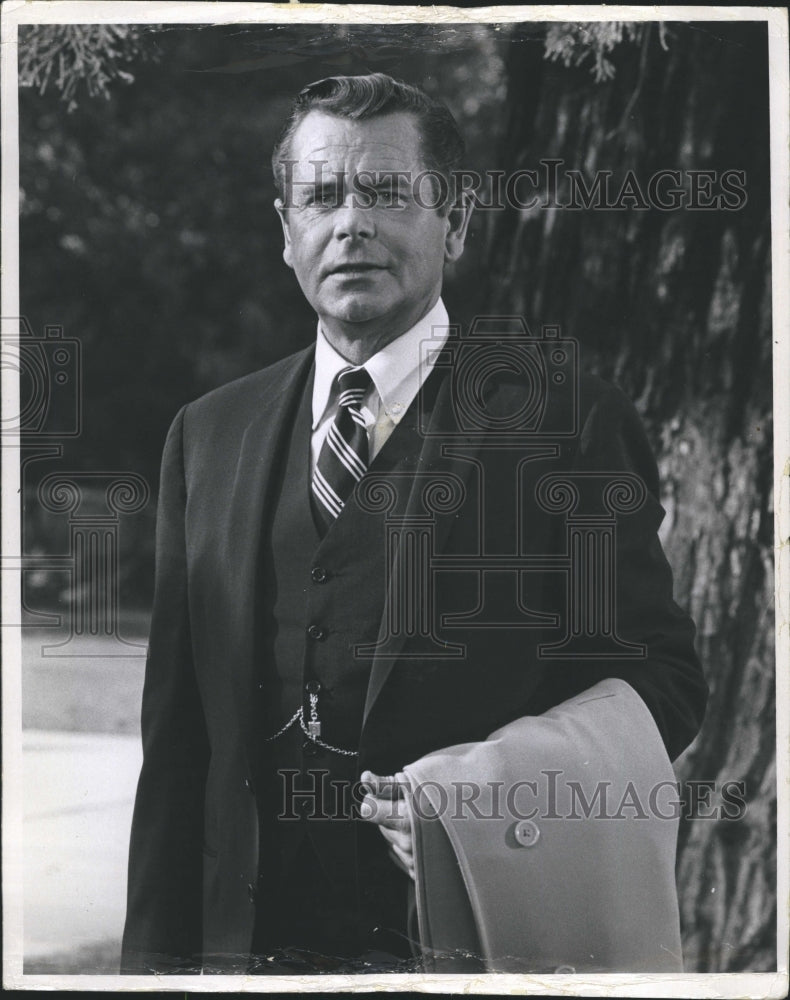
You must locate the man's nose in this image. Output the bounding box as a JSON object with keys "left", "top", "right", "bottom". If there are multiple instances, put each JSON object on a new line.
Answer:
{"left": 332, "top": 194, "right": 376, "bottom": 240}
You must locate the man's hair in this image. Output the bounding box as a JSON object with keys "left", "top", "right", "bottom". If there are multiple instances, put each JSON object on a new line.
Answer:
{"left": 271, "top": 72, "right": 465, "bottom": 203}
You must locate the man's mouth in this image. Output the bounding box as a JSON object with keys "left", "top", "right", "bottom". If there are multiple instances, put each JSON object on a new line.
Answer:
{"left": 329, "top": 263, "right": 385, "bottom": 275}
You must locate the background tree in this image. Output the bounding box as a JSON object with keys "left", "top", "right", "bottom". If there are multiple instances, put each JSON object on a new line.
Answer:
{"left": 484, "top": 20, "right": 774, "bottom": 973}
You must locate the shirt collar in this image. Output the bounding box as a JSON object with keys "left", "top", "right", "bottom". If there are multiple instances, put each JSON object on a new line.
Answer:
{"left": 312, "top": 298, "right": 450, "bottom": 429}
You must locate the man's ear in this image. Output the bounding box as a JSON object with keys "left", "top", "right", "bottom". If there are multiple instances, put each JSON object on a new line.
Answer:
{"left": 444, "top": 191, "right": 474, "bottom": 264}
{"left": 274, "top": 198, "right": 294, "bottom": 269}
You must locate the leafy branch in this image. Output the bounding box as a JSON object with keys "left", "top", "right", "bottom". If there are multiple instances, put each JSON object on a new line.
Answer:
{"left": 544, "top": 22, "right": 668, "bottom": 82}
{"left": 18, "top": 25, "right": 154, "bottom": 110}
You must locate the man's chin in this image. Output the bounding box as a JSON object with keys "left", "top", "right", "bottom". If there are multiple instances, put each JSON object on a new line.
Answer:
{"left": 320, "top": 297, "right": 395, "bottom": 327}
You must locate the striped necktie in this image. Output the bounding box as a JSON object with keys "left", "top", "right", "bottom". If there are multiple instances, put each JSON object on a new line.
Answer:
{"left": 312, "top": 366, "right": 373, "bottom": 525}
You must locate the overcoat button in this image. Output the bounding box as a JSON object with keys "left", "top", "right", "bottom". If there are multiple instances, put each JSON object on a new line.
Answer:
{"left": 311, "top": 566, "right": 328, "bottom": 583}
{"left": 247, "top": 882, "right": 257, "bottom": 903}
{"left": 554, "top": 965, "right": 576, "bottom": 974}
{"left": 244, "top": 777, "right": 254, "bottom": 793}
{"left": 514, "top": 819, "right": 540, "bottom": 847}
{"left": 307, "top": 624, "right": 326, "bottom": 641}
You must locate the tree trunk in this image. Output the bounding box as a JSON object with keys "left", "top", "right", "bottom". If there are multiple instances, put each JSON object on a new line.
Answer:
{"left": 486, "top": 21, "right": 774, "bottom": 972}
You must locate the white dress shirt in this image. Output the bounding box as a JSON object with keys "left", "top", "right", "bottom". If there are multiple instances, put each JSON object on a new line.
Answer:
{"left": 311, "top": 299, "right": 451, "bottom": 470}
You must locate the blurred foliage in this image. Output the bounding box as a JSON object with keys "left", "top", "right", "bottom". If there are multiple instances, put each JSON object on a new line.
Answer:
{"left": 18, "top": 25, "right": 152, "bottom": 110}
{"left": 544, "top": 22, "right": 667, "bottom": 82}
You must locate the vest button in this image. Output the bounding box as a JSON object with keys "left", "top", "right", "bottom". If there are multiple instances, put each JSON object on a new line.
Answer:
{"left": 307, "top": 624, "right": 326, "bottom": 641}
{"left": 311, "top": 566, "right": 328, "bottom": 583}
{"left": 514, "top": 819, "right": 540, "bottom": 847}
{"left": 302, "top": 740, "right": 319, "bottom": 757}
{"left": 305, "top": 680, "right": 322, "bottom": 694}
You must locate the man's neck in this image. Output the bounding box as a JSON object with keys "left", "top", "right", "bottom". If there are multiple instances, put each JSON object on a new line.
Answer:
{"left": 319, "top": 296, "right": 441, "bottom": 364}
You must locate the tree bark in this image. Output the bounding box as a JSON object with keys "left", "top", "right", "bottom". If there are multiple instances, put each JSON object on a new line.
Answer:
{"left": 486, "top": 22, "right": 774, "bottom": 972}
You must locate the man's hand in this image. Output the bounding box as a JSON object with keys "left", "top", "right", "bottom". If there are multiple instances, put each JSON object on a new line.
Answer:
{"left": 359, "top": 770, "right": 414, "bottom": 881}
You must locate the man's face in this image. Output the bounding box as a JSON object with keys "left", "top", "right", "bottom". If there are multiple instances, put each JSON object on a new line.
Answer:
{"left": 275, "top": 110, "right": 469, "bottom": 353}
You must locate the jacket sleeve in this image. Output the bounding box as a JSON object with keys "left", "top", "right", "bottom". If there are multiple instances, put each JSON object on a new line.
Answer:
{"left": 530, "top": 381, "right": 708, "bottom": 762}
{"left": 121, "top": 405, "right": 210, "bottom": 974}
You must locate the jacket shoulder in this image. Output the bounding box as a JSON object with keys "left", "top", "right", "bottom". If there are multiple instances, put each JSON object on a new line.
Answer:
{"left": 184, "top": 345, "right": 313, "bottom": 424}
{"left": 577, "top": 371, "right": 633, "bottom": 418}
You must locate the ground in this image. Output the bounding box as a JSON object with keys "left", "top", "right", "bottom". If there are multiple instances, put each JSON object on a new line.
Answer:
{"left": 17, "top": 626, "right": 147, "bottom": 975}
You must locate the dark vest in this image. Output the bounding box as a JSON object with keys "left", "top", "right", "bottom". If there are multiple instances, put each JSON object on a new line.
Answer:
{"left": 252, "top": 362, "right": 568, "bottom": 911}
{"left": 255, "top": 367, "right": 414, "bottom": 891}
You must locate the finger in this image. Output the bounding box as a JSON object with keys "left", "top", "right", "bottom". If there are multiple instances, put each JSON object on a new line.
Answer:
{"left": 359, "top": 793, "right": 409, "bottom": 829}
{"left": 360, "top": 794, "right": 410, "bottom": 831}
{"left": 360, "top": 770, "right": 409, "bottom": 799}
{"left": 377, "top": 824, "right": 413, "bottom": 856}
{"left": 388, "top": 843, "right": 415, "bottom": 881}
{"left": 387, "top": 845, "right": 410, "bottom": 878}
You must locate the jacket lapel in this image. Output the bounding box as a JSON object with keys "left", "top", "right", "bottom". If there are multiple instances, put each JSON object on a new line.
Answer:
{"left": 362, "top": 367, "right": 483, "bottom": 725}
{"left": 222, "top": 347, "right": 314, "bottom": 731}
{"left": 361, "top": 358, "right": 565, "bottom": 727}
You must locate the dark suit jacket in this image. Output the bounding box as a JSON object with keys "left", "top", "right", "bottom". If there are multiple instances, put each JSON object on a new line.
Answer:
{"left": 121, "top": 341, "right": 707, "bottom": 973}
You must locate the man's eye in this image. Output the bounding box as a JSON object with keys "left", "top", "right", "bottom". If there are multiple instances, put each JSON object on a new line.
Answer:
{"left": 301, "top": 190, "right": 342, "bottom": 209}
{"left": 373, "top": 188, "right": 407, "bottom": 208}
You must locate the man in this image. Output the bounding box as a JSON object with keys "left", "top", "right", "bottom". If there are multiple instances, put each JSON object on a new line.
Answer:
{"left": 121, "top": 73, "right": 707, "bottom": 975}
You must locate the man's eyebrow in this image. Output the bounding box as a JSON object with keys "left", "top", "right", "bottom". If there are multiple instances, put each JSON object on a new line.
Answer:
{"left": 293, "top": 177, "right": 345, "bottom": 202}
{"left": 306, "top": 178, "right": 343, "bottom": 190}
{"left": 369, "top": 173, "right": 411, "bottom": 185}
{"left": 303, "top": 140, "right": 416, "bottom": 155}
